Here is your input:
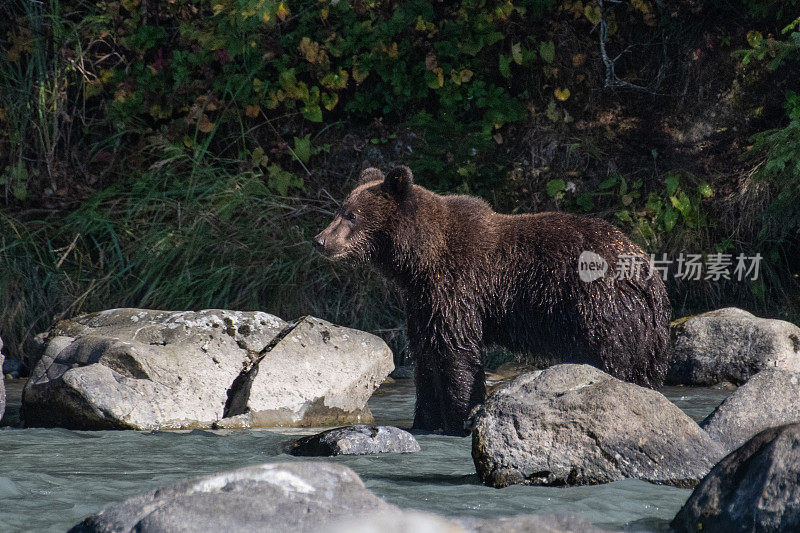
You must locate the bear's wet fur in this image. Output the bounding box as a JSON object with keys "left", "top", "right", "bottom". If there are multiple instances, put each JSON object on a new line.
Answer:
{"left": 314, "top": 166, "right": 671, "bottom": 436}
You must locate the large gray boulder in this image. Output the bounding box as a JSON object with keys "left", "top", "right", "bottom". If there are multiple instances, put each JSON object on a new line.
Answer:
{"left": 71, "top": 462, "right": 606, "bottom": 533}
{"left": 672, "top": 423, "right": 800, "bottom": 533}
{"left": 667, "top": 308, "right": 800, "bottom": 385}
{"left": 219, "top": 316, "right": 392, "bottom": 428}
{"left": 288, "top": 425, "right": 420, "bottom": 456}
{"left": 701, "top": 369, "right": 800, "bottom": 454}
{"left": 23, "top": 309, "right": 393, "bottom": 430}
{"left": 69, "top": 462, "right": 396, "bottom": 533}
{"left": 471, "top": 364, "right": 724, "bottom": 488}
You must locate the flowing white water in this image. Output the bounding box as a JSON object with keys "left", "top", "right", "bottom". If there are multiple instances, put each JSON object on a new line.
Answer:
{"left": 0, "top": 378, "right": 731, "bottom": 532}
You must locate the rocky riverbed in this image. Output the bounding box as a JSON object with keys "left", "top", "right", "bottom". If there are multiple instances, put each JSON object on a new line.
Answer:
{"left": 0, "top": 376, "right": 730, "bottom": 532}
{"left": 2, "top": 306, "right": 800, "bottom": 532}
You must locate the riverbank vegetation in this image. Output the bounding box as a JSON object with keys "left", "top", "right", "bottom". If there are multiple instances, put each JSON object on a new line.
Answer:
{"left": 1, "top": 0, "right": 798, "bottom": 365}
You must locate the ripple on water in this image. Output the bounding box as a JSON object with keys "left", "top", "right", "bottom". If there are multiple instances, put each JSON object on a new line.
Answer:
{"left": 0, "top": 377, "right": 731, "bottom": 533}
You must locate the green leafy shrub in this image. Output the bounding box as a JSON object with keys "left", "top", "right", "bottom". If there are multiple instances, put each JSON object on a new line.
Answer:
{"left": 738, "top": 16, "right": 800, "bottom": 258}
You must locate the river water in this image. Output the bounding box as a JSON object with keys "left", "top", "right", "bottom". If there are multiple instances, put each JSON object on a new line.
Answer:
{"left": 0, "top": 378, "right": 730, "bottom": 532}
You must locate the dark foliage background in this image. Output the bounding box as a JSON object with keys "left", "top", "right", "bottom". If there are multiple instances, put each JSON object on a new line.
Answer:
{"left": 1, "top": 0, "right": 798, "bottom": 368}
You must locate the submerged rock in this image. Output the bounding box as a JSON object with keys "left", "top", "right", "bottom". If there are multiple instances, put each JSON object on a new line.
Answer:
{"left": 288, "top": 425, "right": 420, "bottom": 456}
{"left": 70, "top": 462, "right": 607, "bottom": 533}
{"left": 667, "top": 307, "right": 800, "bottom": 385}
{"left": 701, "top": 369, "right": 800, "bottom": 454}
{"left": 23, "top": 309, "right": 393, "bottom": 430}
{"left": 672, "top": 423, "right": 800, "bottom": 533}
{"left": 471, "top": 364, "right": 724, "bottom": 488}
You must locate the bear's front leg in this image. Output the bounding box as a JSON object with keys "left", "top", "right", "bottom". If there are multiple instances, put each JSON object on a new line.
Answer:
{"left": 412, "top": 353, "right": 444, "bottom": 432}
{"left": 438, "top": 350, "right": 485, "bottom": 436}
{"left": 411, "top": 347, "right": 484, "bottom": 436}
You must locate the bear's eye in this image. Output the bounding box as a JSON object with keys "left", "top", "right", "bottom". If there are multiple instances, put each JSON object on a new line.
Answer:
{"left": 343, "top": 211, "right": 356, "bottom": 221}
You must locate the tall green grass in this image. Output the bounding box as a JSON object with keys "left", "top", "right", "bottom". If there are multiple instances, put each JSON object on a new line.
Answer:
{"left": 0, "top": 152, "right": 406, "bottom": 366}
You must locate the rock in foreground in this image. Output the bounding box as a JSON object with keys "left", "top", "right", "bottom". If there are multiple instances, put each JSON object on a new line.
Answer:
{"left": 332, "top": 511, "right": 609, "bottom": 533}
{"left": 288, "top": 425, "right": 420, "bottom": 456}
{"left": 69, "top": 462, "right": 395, "bottom": 533}
{"left": 471, "top": 364, "right": 724, "bottom": 488}
{"left": 667, "top": 307, "right": 800, "bottom": 385}
{"left": 672, "top": 423, "right": 800, "bottom": 533}
{"left": 701, "top": 369, "right": 800, "bottom": 454}
{"left": 71, "top": 462, "right": 605, "bottom": 533}
{"left": 23, "top": 309, "right": 393, "bottom": 430}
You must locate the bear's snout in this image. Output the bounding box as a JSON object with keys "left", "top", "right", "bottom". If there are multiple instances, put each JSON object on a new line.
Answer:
{"left": 312, "top": 234, "right": 326, "bottom": 251}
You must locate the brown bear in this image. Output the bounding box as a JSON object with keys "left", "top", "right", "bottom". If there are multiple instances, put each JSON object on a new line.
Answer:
{"left": 314, "top": 166, "right": 671, "bottom": 436}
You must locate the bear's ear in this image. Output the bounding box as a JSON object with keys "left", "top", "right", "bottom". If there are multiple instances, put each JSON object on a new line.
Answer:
{"left": 382, "top": 166, "right": 413, "bottom": 200}
{"left": 358, "top": 167, "right": 384, "bottom": 185}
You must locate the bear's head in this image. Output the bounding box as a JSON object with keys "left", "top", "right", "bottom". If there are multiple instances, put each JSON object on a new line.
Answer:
{"left": 313, "top": 166, "right": 414, "bottom": 262}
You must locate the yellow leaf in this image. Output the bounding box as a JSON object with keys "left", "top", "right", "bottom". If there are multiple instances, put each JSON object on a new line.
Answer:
{"left": 352, "top": 65, "right": 369, "bottom": 83}
{"left": 321, "top": 69, "right": 349, "bottom": 90}
{"left": 265, "top": 92, "right": 280, "bottom": 109}
{"left": 246, "top": 104, "right": 260, "bottom": 117}
{"left": 322, "top": 92, "right": 338, "bottom": 110}
{"left": 747, "top": 30, "right": 763, "bottom": 48}
{"left": 84, "top": 81, "right": 103, "bottom": 98}
{"left": 183, "top": 135, "right": 194, "bottom": 147}
{"left": 298, "top": 37, "right": 323, "bottom": 63}
{"left": 554, "top": 88, "right": 571, "bottom": 101}
{"left": 321, "top": 6, "right": 328, "bottom": 19}
{"left": 416, "top": 16, "right": 427, "bottom": 31}
{"left": 584, "top": 4, "right": 601, "bottom": 25}
{"left": 121, "top": 0, "right": 140, "bottom": 11}
{"left": 276, "top": 2, "right": 289, "bottom": 21}
{"left": 114, "top": 87, "right": 129, "bottom": 103}
{"left": 382, "top": 42, "right": 398, "bottom": 58}
{"left": 460, "top": 69, "right": 473, "bottom": 83}
{"left": 198, "top": 114, "right": 214, "bottom": 133}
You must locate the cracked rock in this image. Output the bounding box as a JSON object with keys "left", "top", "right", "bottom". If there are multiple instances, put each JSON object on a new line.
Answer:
{"left": 219, "top": 316, "right": 393, "bottom": 428}
{"left": 22, "top": 309, "right": 393, "bottom": 430}
{"left": 470, "top": 364, "right": 724, "bottom": 488}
